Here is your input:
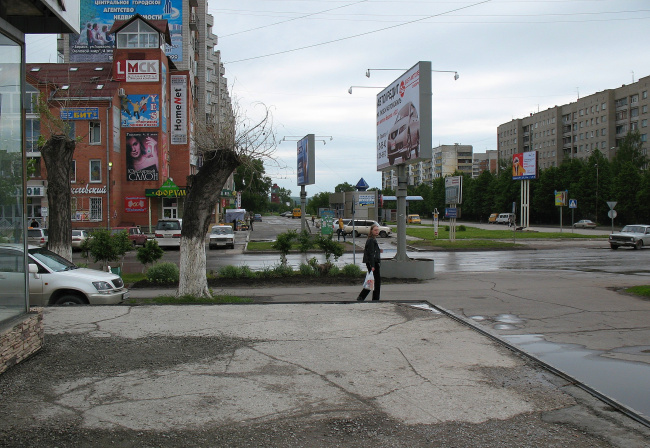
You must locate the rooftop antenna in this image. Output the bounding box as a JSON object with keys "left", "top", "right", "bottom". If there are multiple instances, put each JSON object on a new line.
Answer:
{"left": 632, "top": 71, "right": 635, "bottom": 83}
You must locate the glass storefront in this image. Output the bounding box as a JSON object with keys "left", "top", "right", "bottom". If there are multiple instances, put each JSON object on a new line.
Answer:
{"left": 0, "top": 32, "right": 27, "bottom": 322}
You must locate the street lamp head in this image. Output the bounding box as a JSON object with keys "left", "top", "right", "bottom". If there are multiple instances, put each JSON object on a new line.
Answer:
{"left": 348, "top": 87, "right": 353, "bottom": 94}
{"left": 365, "top": 69, "right": 370, "bottom": 78}
{"left": 454, "top": 72, "right": 459, "bottom": 81}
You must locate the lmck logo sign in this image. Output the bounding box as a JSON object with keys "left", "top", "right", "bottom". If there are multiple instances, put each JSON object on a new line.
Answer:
{"left": 114, "top": 60, "right": 160, "bottom": 82}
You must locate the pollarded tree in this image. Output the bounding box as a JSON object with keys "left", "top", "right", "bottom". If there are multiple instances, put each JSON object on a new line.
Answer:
{"left": 35, "top": 93, "right": 77, "bottom": 261}
{"left": 178, "top": 103, "right": 276, "bottom": 297}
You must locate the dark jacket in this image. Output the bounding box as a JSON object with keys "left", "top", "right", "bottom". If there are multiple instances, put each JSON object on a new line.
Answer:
{"left": 362, "top": 237, "right": 381, "bottom": 266}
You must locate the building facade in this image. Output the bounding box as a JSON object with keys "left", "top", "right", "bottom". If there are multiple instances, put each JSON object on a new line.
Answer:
{"left": 497, "top": 75, "right": 650, "bottom": 169}
{"left": 382, "top": 144, "right": 480, "bottom": 189}
{"left": 27, "top": 15, "right": 196, "bottom": 232}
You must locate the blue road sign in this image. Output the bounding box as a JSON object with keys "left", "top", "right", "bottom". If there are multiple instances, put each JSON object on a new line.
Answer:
{"left": 569, "top": 199, "right": 577, "bottom": 209}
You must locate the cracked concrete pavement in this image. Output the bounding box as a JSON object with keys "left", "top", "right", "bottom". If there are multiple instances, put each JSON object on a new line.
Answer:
{"left": 2, "top": 283, "right": 650, "bottom": 447}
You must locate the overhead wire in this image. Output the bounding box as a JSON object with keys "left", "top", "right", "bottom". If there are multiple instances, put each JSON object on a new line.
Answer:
{"left": 223, "top": 0, "right": 493, "bottom": 64}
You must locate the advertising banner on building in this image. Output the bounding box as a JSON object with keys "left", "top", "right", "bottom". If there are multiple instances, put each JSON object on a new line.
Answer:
{"left": 69, "top": 0, "right": 184, "bottom": 63}
{"left": 170, "top": 74, "right": 187, "bottom": 144}
{"left": 376, "top": 61, "right": 432, "bottom": 171}
{"left": 120, "top": 94, "right": 159, "bottom": 127}
{"left": 297, "top": 134, "right": 315, "bottom": 186}
{"left": 125, "top": 197, "right": 147, "bottom": 213}
{"left": 60, "top": 107, "right": 99, "bottom": 120}
{"left": 114, "top": 60, "right": 160, "bottom": 82}
{"left": 126, "top": 132, "right": 159, "bottom": 181}
{"left": 512, "top": 151, "right": 538, "bottom": 180}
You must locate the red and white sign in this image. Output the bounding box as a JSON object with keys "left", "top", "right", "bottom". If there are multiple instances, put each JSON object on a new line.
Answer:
{"left": 114, "top": 60, "right": 160, "bottom": 82}
{"left": 125, "top": 197, "right": 147, "bottom": 213}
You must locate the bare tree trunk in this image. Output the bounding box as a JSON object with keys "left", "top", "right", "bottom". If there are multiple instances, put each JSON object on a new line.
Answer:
{"left": 178, "top": 149, "right": 240, "bottom": 297}
{"left": 40, "top": 135, "right": 75, "bottom": 261}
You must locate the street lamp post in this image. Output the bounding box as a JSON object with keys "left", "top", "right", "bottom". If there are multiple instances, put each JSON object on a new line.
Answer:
{"left": 595, "top": 162, "right": 598, "bottom": 224}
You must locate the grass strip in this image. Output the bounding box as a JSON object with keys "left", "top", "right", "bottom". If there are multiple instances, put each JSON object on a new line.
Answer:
{"left": 623, "top": 285, "right": 650, "bottom": 298}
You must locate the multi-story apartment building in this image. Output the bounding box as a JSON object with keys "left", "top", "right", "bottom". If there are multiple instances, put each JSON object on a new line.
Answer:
{"left": 497, "top": 75, "right": 650, "bottom": 169}
{"left": 472, "top": 150, "right": 498, "bottom": 178}
{"left": 433, "top": 144, "right": 473, "bottom": 179}
{"left": 382, "top": 144, "right": 476, "bottom": 188}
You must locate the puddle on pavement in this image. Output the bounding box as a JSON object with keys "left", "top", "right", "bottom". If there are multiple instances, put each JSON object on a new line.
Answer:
{"left": 409, "top": 303, "right": 442, "bottom": 314}
{"left": 503, "top": 334, "right": 650, "bottom": 419}
{"left": 468, "top": 314, "right": 525, "bottom": 331}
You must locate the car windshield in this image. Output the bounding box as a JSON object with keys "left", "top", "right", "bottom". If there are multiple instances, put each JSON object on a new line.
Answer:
{"left": 621, "top": 226, "right": 644, "bottom": 233}
{"left": 211, "top": 227, "right": 233, "bottom": 235}
{"left": 29, "top": 248, "right": 77, "bottom": 272}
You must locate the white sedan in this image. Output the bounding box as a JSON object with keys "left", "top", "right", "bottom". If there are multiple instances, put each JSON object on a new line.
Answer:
{"left": 209, "top": 225, "right": 235, "bottom": 249}
{"left": 573, "top": 219, "right": 596, "bottom": 229}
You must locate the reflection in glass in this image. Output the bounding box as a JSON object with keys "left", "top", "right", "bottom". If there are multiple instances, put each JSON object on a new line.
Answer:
{"left": 0, "top": 33, "right": 27, "bottom": 321}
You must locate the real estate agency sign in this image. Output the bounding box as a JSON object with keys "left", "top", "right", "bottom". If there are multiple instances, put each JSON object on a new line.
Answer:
{"left": 113, "top": 60, "right": 160, "bottom": 82}
{"left": 376, "top": 61, "right": 432, "bottom": 171}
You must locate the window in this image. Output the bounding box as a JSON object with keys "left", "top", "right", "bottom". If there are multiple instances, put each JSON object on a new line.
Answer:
{"left": 579, "top": 109, "right": 584, "bottom": 116}
{"left": 90, "top": 197, "right": 103, "bottom": 221}
{"left": 631, "top": 94, "right": 639, "bottom": 104}
{"left": 71, "top": 160, "right": 76, "bottom": 183}
{"left": 643, "top": 91, "right": 648, "bottom": 99}
{"left": 25, "top": 118, "right": 40, "bottom": 152}
{"left": 631, "top": 122, "right": 638, "bottom": 131}
{"left": 615, "top": 98, "right": 628, "bottom": 108}
{"left": 602, "top": 116, "right": 607, "bottom": 123}
{"left": 643, "top": 105, "right": 648, "bottom": 114}
{"left": 70, "top": 197, "right": 77, "bottom": 219}
{"left": 89, "top": 160, "right": 101, "bottom": 182}
{"left": 65, "top": 122, "right": 76, "bottom": 139}
{"left": 89, "top": 121, "right": 101, "bottom": 144}
{"left": 642, "top": 119, "right": 648, "bottom": 128}
{"left": 117, "top": 20, "right": 160, "bottom": 49}
{"left": 602, "top": 103, "right": 607, "bottom": 110}
{"left": 642, "top": 134, "right": 648, "bottom": 142}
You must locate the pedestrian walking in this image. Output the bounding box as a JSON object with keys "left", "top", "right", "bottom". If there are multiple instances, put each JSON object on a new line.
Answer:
{"left": 249, "top": 215, "right": 253, "bottom": 231}
{"left": 337, "top": 217, "right": 346, "bottom": 242}
{"left": 357, "top": 223, "right": 381, "bottom": 301}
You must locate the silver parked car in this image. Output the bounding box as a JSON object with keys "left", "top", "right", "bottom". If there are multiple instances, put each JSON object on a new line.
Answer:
{"left": 0, "top": 244, "right": 128, "bottom": 306}
{"left": 154, "top": 218, "right": 183, "bottom": 248}
{"left": 609, "top": 225, "right": 650, "bottom": 250}
{"left": 27, "top": 228, "right": 48, "bottom": 248}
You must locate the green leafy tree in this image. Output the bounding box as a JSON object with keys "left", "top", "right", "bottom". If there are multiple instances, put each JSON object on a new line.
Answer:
{"left": 315, "top": 234, "right": 344, "bottom": 263}
{"left": 307, "top": 191, "right": 331, "bottom": 215}
{"left": 234, "top": 158, "right": 272, "bottom": 212}
{"left": 87, "top": 229, "right": 132, "bottom": 271}
{"left": 136, "top": 239, "right": 164, "bottom": 272}
{"left": 334, "top": 182, "right": 356, "bottom": 193}
{"left": 272, "top": 230, "right": 297, "bottom": 265}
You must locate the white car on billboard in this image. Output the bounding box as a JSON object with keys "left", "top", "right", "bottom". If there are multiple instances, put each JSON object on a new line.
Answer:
{"left": 387, "top": 102, "right": 420, "bottom": 165}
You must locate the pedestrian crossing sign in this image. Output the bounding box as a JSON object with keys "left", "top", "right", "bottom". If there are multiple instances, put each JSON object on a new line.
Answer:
{"left": 569, "top": 199, "right": 577, "bottom": 209}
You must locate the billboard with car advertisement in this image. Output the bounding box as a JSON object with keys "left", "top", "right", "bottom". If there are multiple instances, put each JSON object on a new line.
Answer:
{"left": 376, "top": 61, "right": 432, "bottom": 171}
{"left": 69, "top": 0, "right": 183, "bottom": 63}
{"left": 297, "top": 134, "right": 315, "bottom": 186}
{"left": 512, "top": 151, "right": 538, "bottom": 180}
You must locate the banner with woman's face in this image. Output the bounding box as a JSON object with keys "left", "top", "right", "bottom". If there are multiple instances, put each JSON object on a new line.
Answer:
{"left": 126, "top": 132, "right": 159, "bottom": 181}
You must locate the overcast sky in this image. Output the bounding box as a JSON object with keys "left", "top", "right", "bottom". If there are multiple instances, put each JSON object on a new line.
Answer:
{"left": 26, "top": 0, "right": 650, "bottom": 198}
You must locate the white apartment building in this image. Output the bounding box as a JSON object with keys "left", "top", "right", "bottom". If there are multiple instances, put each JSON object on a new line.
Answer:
{"left": 381, "top": 144, "right": 475, "bottom": 188}
{"left": 497, "top": 75, "right": 650, "bottom": 169}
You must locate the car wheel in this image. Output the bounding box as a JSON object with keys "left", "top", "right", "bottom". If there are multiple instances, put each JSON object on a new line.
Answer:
{"left": 230, "top": 244, "right": 235, "bottom": 249}
{"left": 635, "top": 240, "right": 643, "bottom": 250}
{"left": 209, "top": 244, "right": 214, "bottom": 250}
{"left": 355, "top": 231, "right": 360, "bottom": 238}
{"left": 379, "top": 231, "right": 388, "bottom": 238}
{"left": 55, "top": 294, "right": 86, "bottom": 306}
{"left": 610, "top": 244, "right": 619, "bottom": 250}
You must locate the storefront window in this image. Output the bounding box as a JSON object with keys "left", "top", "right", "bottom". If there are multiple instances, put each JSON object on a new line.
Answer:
{"left": 0, "top": 32, "right": 27, "bottom": 321}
